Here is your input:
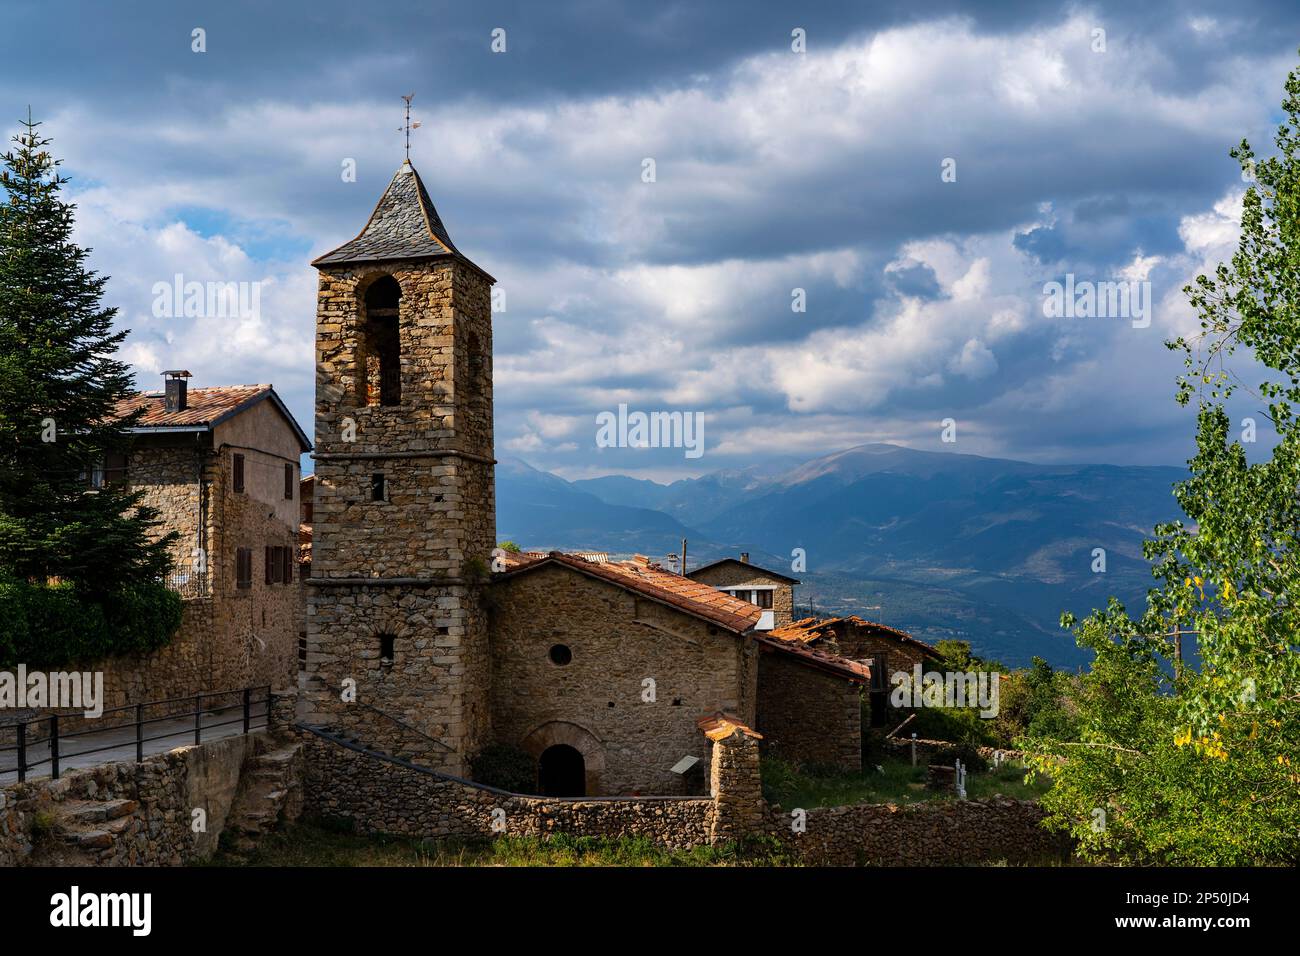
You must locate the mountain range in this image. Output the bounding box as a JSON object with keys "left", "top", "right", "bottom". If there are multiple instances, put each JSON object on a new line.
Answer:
{"left": 495, "top": 444, "right": 1189, "bottom": 669}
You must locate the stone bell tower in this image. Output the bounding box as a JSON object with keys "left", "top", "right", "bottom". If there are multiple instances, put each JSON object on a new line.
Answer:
{"left": 304, "top": 160, "right": 495, "bottom": 774}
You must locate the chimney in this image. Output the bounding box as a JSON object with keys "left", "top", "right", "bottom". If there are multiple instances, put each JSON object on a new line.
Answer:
{"left": 740, "top": 552, "right": 750, "bottom": 564}
{"left": 163, "top": 370, "right": 191, "bottom": 413}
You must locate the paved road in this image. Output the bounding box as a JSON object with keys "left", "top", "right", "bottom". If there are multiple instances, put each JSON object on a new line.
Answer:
{"left": 0, "top": 702, "right": 267, "bottom": 784}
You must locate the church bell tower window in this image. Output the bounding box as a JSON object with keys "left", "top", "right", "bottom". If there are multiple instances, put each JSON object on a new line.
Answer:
{"left": 358, "top": 276, "right": 402, "bottom": 406}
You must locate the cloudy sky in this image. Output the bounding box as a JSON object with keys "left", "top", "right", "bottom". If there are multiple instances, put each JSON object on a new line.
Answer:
{"left": 3, "top": 1, "right": 1296, "bottom": 480}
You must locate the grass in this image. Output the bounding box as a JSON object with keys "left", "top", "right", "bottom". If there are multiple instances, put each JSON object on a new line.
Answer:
{"left": 210, "top": 823, "right": 801, "bottom": 867}
{"left": 762, "top": 756, "right": 1051, "bottom": 809}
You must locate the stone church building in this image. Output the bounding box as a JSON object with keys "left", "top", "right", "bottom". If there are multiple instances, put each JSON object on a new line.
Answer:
{"left": 302, "top": 161, "right": 911, "bottom": 797}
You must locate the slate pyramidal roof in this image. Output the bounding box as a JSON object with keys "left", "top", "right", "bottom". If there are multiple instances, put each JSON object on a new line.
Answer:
{"left": 311, "top": 161, "right": 494, "bottom": 282}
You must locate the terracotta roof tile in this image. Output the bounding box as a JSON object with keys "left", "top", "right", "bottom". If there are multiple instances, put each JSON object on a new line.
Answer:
{"left": 768, "top": 615, "right": 941, "bottom": 658}
{"left": 697, "top": 713, "right": 762, "bottom": 741}
{"left": 114, "top": 384, "right": 311, "bottom": 451}
{"left": 496, "top": 551, "right": 762, "bottom": 634}
{"left": 754, "top": 633, "right": 873, "bottom": 683}
{"left": 115, "top": 385, "right": 270, "bottom": 428}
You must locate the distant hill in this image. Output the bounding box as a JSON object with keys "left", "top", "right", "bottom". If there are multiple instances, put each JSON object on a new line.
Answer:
{"left": 495, "top": 458, "right": 700, "bottom": 556}
{"left": 497, "top": 444, "right": 1187, "bottom": 669}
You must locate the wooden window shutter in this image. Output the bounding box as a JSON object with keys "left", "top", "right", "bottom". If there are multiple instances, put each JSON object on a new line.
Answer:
{"left": 284, "top": 463, "right": 293, "bottom": 500}
{"left": 234, "top": 453, "right": 245, "bottom": 492}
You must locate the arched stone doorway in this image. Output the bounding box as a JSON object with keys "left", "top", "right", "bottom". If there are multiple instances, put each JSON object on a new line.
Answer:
{"left": 521, "top": 721, "right": 606, "bottom": 795}
{"left": 538, "top": 744, "right": 586, "bottom": 796}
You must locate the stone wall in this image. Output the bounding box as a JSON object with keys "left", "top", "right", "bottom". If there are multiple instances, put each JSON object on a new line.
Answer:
{"left": 308, "top": 259, "right": 497, "bottom": 775}
{"left": 0, "top": 734, "right": 259, "bottom": 867}
{"left": 688, "top": 562, "right": 795, "bottom": 628}
{"left": 756, "top": 652, "right": 862, "bottom": 771}
{"left": 206, "top": 434, "right": 300, "bottom": 695}
{"left": 771, "top": 798, "right": 1072, "bottom": 866}
{"left": 2, "top": 424, "right": 299, "bottom": 740}
{"left": 297, "top": 724, "right": 715, "bottom": 850}
{"left": 488, "top": 563, "right": 753, "bottom": 795}
{"left": 303, "top": 582, "right": 487, "bottom": 775}
{"left": 834, "top": 626, "right": 937, "bottom": 674}
{"left": 879, "top": 735, "right": 1025, "bottom": 765}
{"left": 292, "top": 719, "right": 1066, "bottom": 866}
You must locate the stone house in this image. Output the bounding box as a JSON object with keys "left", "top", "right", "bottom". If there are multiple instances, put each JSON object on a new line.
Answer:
{"left": 687, "top": 554, "right": 799, "bottom": 629}
{"left": 490, "top": 551, "right": 868, "bottom": 794}
{"left": 89, "top": 375, "right": 312, "bottom": 714}
{"left": 769, "top": 616, "right": 943, "bottom": 728}
{"left": 301, "top": 160, "right": 878, "bottom": 797}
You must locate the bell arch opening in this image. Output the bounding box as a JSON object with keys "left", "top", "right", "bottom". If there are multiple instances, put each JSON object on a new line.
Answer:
{"left": 357, "top": 275, "right": 402, "bottom": 406}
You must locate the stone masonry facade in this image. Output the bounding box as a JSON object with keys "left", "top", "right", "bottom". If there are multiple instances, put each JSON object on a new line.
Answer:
{"left": 2, "top": 396, "right": 302, "bottom": 738}
{"left": 489, "top": 563, "right": 758, "bottom": 795}
{"left": 755, "top": 651, "right": 862, "bottom": 771}
{"left": 688, "top": 561, "right": 796, "bottom": 628}
{"left": 305, "top": 251, "right": 496, "bottom": 777}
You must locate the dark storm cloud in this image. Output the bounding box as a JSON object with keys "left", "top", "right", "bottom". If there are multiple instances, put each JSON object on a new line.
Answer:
{"left": 5, "top": 0, "right": 1299, "bottom": 478}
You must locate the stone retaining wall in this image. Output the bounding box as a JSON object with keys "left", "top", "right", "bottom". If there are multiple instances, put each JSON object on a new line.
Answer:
{"left": 0, "top": 733, "right": 260, "bottom": 867}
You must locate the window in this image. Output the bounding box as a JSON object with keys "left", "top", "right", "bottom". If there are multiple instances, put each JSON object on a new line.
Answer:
{"left": 86, "top": 453, "right": 128, "bottom": 490}
{"left": 548, "top": 644, "right": 573, "bottom": 666}
{"left": 233, "top": 453, "right": 245, "bottom": 493}
{"left": 755, "top": 589, "right": 774, "bottom": 609}
{"left": 264, "top": 546, "right": 294, "bottom": 585}
{"left": 284, "top": 463, "right": 294, "bottom": 500}
{"left": 379, "top": 633, "right": 396, "bottom": 664}
{"left": 236, "top": 547, "right": 253, "bottom": 589}
{"left": 869, "top": 654, "right": 889, "bottom": 693}
{"left": 371, "top": 473, "right": 386, "bottom": 501}
{"left": 358, "top": 276, "right": 402, "bottom": 406}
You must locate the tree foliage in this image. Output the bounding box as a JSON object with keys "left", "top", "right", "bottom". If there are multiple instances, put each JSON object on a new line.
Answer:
{"left": 0, "top": 113, "right": 175, "bottom": 593}
{"left": 1025, "top": 60, "right": 1300, "bottom": 865}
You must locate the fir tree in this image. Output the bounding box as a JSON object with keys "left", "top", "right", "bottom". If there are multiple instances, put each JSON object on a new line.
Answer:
{"left": 0, "top": 112, "right": 174, "bottom": 593}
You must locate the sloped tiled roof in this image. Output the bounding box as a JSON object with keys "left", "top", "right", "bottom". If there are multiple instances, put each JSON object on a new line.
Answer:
{"left": 753, "top": 633, "right": 873, "bottom": 684}
{"left": 312, "top": 161, "right": 491, "bottom": 280}
{"left": 114, "top": 385, "right": 311, "bottom": 451}
{"left": 769, "top": 616, "right": 941, "bottom": 659}
{"left": 496, "top": 551, "right": 763, "bottom": 634}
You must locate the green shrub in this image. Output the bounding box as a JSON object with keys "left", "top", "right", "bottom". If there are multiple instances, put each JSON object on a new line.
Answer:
{"left": 469, "top": 743, "right": 537, "bottom": 793}
{"left": 0, "top": 576, "right": 181, "bottom": 669}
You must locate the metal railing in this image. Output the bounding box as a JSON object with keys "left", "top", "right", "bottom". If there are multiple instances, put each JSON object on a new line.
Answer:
{"left": 164, "top": 569, "right": 210, "bottom": 599}
{"left": 0, "top": 685, "right": 270, "bottom": 783}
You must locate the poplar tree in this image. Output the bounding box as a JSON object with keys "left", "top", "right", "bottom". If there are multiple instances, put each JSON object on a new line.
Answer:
{"left": 1026, "top": 60, "right": 1300, "bottom": 864}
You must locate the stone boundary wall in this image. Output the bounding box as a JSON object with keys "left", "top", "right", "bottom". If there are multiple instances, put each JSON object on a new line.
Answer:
{"left": 295, "top": 711, "right": 1070, "bottom": 866}
{"left": 769, "top": 798, "right": 1071, "bottom": 866}
{"left": 879, "top": 735, "right": 1025, "bottom": 764}
{"left": 297, "top": 724, "right": 716, "bottom": 850}
{"left": 0, "top": 733, "right": 258, "bottom": 867}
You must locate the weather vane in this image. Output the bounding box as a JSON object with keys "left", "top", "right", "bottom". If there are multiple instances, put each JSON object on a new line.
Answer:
{"left": 399, "top": 93, "right": 422, "bottom": 162}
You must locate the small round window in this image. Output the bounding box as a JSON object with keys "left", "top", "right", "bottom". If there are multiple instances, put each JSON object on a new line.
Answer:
{"left": 548, "top": 644, "right": 572, "bottom": 666}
